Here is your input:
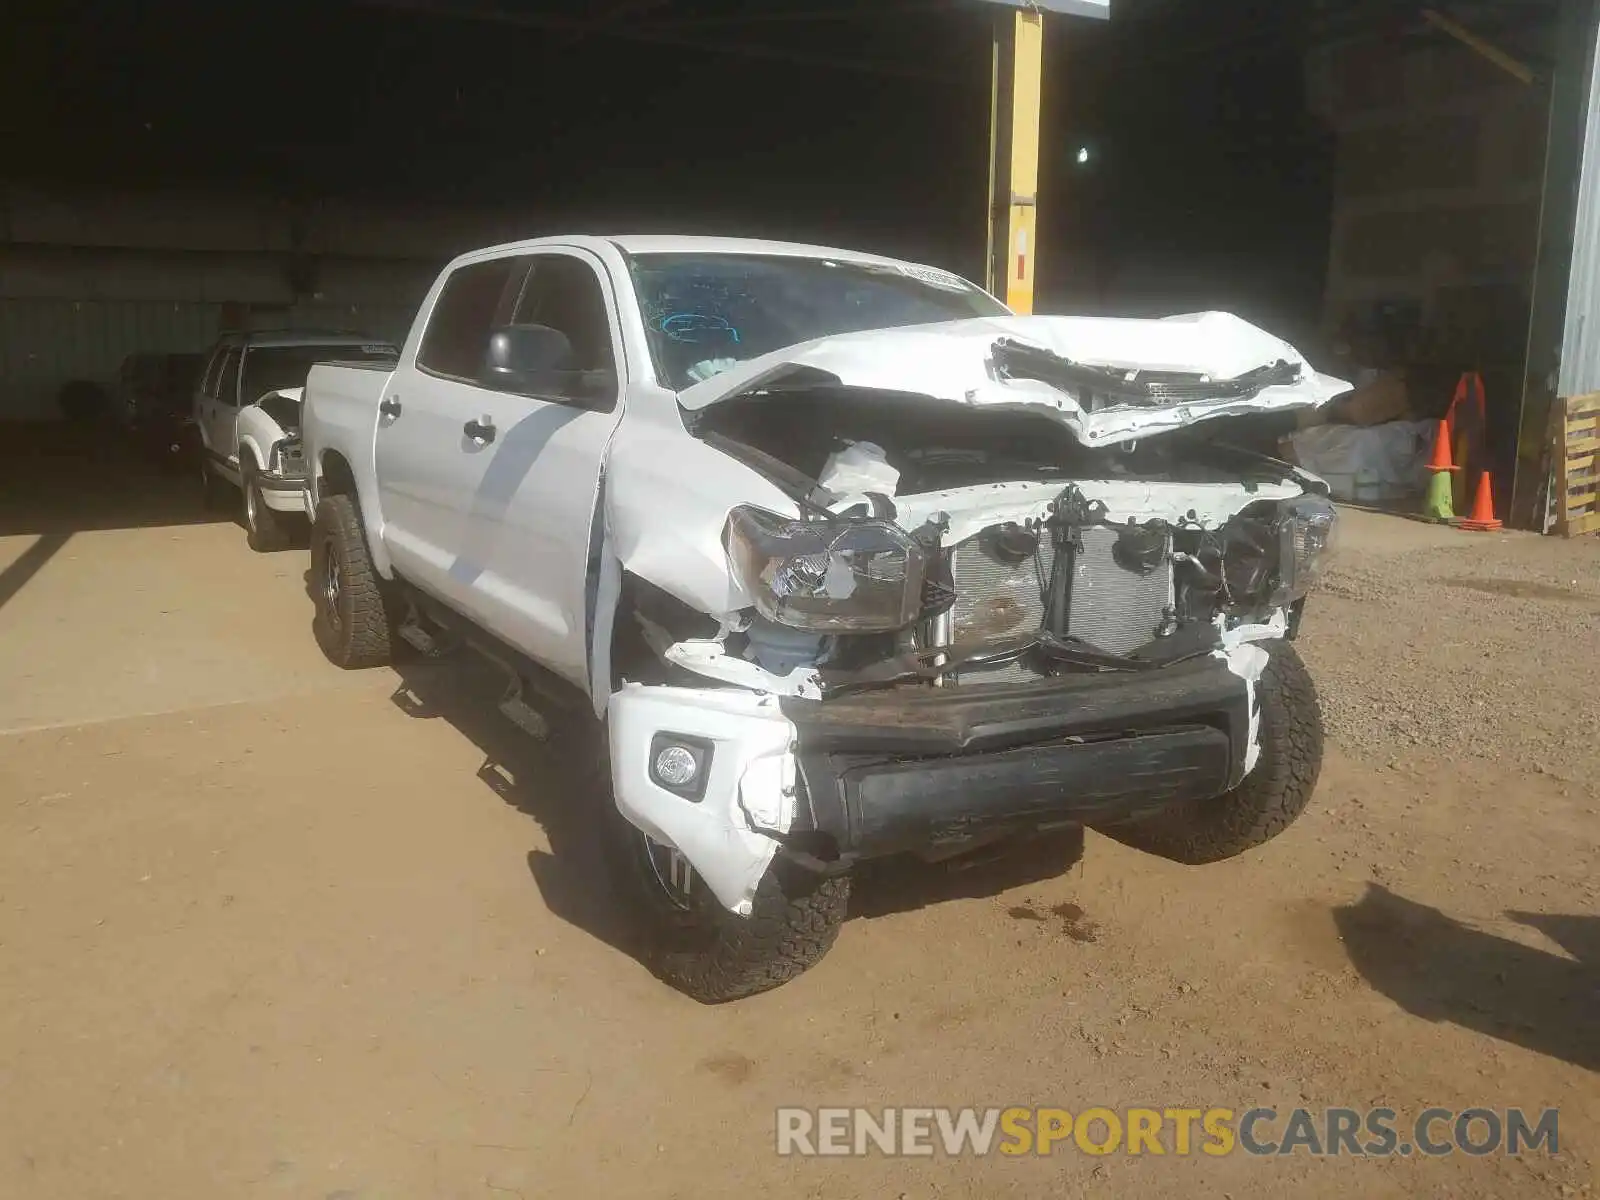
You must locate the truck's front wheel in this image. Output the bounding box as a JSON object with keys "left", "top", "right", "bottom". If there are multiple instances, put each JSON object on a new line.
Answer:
{"left": 602, "top": 801, "right": 850, "bottom": 1003}
{"left": 311, "top": 494, "right": 394, "bottom": 669}
{"left": 242, "top": 462, "right": 291, "bottom": 552}
{"left": 1096, "top": 640, "right": 1323, "bottom": 864}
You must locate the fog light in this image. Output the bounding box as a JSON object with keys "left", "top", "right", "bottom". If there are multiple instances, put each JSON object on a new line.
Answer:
{"left": 648, "top": 734, "right": 713, "bottom": 800}
{"left": 653, "top": 745, "right": 699, "bottom": 788}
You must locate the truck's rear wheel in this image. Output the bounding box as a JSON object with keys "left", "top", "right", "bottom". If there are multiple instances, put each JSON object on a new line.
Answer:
{"left": 602, "top": 799, "right": 850, "bottom": 1003}
{"left": 1096, "top": 640, "right": 1323, "bottom": 864}
{"left": 242, "top": 462, "right": 291, "bottom": 552}
{"left": 311, "top": 494, "right": 394, "bottom": 669}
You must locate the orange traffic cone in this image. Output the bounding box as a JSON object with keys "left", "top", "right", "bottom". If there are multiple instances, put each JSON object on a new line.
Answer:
{"left": 1423, "top": 419, "right": 1458, "bottom": 521}
{"left": 1426, "top": 419, "right": 1458, "bottom": 472}
{"left": 1459, "top": 471, "right": 1503, "bottom": 532}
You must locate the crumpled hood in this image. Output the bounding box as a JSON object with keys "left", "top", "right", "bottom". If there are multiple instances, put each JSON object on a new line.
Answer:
{"left": 679, "top": 311, "right": 1349, "bottom": 446}
{"left": 249, "top": 387, "right": 304, "bottom": 434}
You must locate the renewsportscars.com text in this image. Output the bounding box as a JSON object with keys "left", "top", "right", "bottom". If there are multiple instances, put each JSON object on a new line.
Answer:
{"left": 775, "top": 1106, "right": 1560, "bottom": 1158}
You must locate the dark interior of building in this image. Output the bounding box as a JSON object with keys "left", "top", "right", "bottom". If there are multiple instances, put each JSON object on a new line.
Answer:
{"left": 0, "top": 0, "right": 1579, "bottom": 520}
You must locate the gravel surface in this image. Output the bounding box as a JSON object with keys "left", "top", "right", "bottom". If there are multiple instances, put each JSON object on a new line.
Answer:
{"left": 1301, "top": 513, "right": 1600, "bottom": 788}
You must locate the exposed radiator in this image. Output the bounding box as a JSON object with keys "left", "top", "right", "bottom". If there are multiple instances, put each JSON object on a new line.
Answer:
{"left": 948, "top": 523, "right": 1174, "bottom": 662}
{"left": 1063, "top": 525, "right": 1174, "bottom": 655}
{"left": 949, "top": 533, "right": 1054, "bottom": 645}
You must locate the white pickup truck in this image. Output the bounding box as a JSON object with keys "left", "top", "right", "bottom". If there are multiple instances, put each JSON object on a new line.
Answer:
{"left": 301, "top": 235, "right": 1345, "bottom": 1002}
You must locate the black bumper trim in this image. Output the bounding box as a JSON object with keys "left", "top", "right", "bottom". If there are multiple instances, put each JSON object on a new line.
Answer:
{"left": 784, "top": 655, "right": 1250, "bottom": 861}
{"left": 783, "top": 655, "right": 1246, "bottom": 756}
{"left": 828, "top": 727, "right": 1232, "bottom": 858}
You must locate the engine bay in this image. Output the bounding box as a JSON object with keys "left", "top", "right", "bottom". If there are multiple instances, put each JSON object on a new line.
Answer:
{"left": 688, "top": 386, "right": 1337, "bottom": 695}
{"left": 690, "top": 387, "right": 1298, "bottom": 500}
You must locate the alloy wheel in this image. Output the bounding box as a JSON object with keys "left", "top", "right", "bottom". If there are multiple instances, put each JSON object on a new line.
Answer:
{"left": 322, "top": 543, "right": 343, "bottom": 632}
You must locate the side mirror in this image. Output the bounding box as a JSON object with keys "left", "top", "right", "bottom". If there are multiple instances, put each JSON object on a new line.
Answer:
{"left": 483, "top": 324, "right": 615, "bottom": 407}
{"left": 485, "top": 323, "right": 573, "bottom": 378}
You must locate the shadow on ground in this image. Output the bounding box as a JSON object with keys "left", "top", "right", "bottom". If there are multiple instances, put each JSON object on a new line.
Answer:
{"left": 0, "top": 422, "right": 233, "bottom": 538}
{"left": 849, "top": 828, "right": 1087, "bottom": 919}
{"left": 1335, "top": 883, "right": 1600, "bottom": 1072}
{"left": 387, "top": 649, "right": 1097, "bottom": 956}
{"left": 386, "top": 655, "right": 648, "bottom": 964}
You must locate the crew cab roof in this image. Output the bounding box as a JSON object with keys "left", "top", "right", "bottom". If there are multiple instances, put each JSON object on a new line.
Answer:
{"left": 454, "top": 233, "right": 955, "bottom": 277}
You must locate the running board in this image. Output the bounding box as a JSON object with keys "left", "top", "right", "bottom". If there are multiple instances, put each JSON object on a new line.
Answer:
{"left": 498, "top": 686, "right": 550, "bottom": 741}
{"left": 398, "top": 619, "right": 455, "bottom": 658}
{"left": 396, "top": 581, "right": 589, "bottom": 716}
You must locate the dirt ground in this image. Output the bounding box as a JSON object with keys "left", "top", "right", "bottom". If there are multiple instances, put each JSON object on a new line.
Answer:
{"left": 2, "top": 441, "right": 1597, "bottom": 1199}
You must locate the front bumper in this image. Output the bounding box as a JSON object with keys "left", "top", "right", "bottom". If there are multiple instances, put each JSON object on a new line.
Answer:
{"left": 784, "top": 654, "right": 1251, "bottom": 860}
{"left": 257, "top": 470, "right": 309, "bottom": 513}
{"left": 608, "top": 648, "right": 1264, "bottom": 916}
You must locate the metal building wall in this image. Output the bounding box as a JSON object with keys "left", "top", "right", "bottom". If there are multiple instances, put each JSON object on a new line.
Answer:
{"left": 1512, "top": 0, "right": 1600, "bottom": 525}
{"left": 0, "top": 240, "right": 434, "bottom": 419}
{"left": 1557, "top": 13, "right": 1600, "bottom": 395}
{"left": 0, "top": 188, "right": 490, "bottom": 421}
{"left": 0, "top": 298, "right": 221, "bottom": 420}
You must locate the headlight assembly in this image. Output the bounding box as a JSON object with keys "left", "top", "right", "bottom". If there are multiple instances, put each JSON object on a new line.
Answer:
{"left": 723, "top": 506, "right": 928, "bottom": 632}
{"left": 1215, "top": 493, "right": 1338, "bottom": 612}
{"left": 1273, "top": 493, "right": 1338, "bottom": 604}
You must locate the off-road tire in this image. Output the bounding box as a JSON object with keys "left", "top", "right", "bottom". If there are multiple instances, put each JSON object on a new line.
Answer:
{"left": 242, "top": 461, "right": 291, "bottom": 552}
{"left": 311, "top": 493, "right": 394, "bottom": 669}
{"left": 600, "top": 794, "right": 850, "bottom": 1003}
{"left": 1097, "top": 640, "right": 1323, "bottom": 864}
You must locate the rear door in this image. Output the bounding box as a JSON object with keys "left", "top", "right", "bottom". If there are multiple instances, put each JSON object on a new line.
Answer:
{"left": 198, "top": 346, "right": 242, "bottom": 481}
{"left": 374, "top": 255, "right": 525, "bottom": 604}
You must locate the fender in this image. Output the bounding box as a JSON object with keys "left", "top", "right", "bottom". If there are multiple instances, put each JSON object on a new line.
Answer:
{"left": 585, "top": 401, "right": 798, "bottom": 718}
{"left": 311, "top": 446, "right": 395, "bottom": 579}
{"left": 235, "top": 432, "right": 272, "bottom": 474}
{"left": 304, "top": 365, "right": 395, "bottom": 579}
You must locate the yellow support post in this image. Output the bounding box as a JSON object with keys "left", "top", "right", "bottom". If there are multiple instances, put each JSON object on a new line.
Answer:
{"left": 1003, "top": 8, "right": 1043, "bottom": 313}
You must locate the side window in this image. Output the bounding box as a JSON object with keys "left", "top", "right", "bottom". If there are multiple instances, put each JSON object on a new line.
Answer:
{"left": 200, "top": 347, "right": 226, "bottom": 397}
{"left": 215, "top": 349, "right": 242, "bottom": 407}
{"left": 416, "top": 258, "right": 519, "bottom": 381}
{"left": 505, "top": 254, "right": 618, "bottom": 409}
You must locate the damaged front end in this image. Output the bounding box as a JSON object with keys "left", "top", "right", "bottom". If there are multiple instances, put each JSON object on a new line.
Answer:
{"left": 717, "top": 482, "right": 1335, "bottom": 694}
{"left": 608, "top": 319, "right": 1341, "bottom": 915}
{"left": 241, "top": 387, "right": 311, "bottom": 495}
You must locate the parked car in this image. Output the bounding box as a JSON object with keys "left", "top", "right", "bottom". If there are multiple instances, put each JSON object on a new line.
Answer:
{"left": 114, "top": 352, "right": 205, "bottom": 468}
{"left": 301, "top": 235, "right": 1345, "bottom": 1002}
{"left": 193, "top": 330, "right": 397, "bottom": 549}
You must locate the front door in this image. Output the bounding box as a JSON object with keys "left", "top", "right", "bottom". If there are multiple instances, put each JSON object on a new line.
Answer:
{"left": 459, "top": 250, "right": 627, "bottom": 689}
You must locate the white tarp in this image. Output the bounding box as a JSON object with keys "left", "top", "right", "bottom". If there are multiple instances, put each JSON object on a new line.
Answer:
{"left": 1289, "top": 420, "right": 1434, "bottom": 503}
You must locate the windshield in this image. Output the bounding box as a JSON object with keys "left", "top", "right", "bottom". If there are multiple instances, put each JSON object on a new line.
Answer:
{"left": 240, "top": 344, "right": 396, "bottom": 404}
{"left": 626, "top": 252, "right": 1006, "bottom": 392}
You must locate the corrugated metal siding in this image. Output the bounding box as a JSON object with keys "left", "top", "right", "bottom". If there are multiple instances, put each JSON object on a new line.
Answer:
{"left": 0, "top": 298, "right": 220, "bottom": 420}
{"left": 1559, "top": 16, "right": 1600, "bottom": 397}
{"left": 0, "top": 298, "right": 422, "bottom": 420}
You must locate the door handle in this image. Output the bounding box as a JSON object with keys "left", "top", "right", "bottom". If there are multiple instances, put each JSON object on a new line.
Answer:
{"left": 379, "top": 395, "right": 402, "bottom": 418}
{"left": 463, "top": 416, "right": 496, "bottom": 443}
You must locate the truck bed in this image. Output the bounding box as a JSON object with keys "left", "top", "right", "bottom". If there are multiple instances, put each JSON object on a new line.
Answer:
{"left": 301, "top": 359, "right": 396, "bottom": 498}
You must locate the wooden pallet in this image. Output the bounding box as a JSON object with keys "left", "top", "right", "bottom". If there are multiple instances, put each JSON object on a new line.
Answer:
{"left": 1559, "top": 393, "right": 1600, "bottom": 536}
